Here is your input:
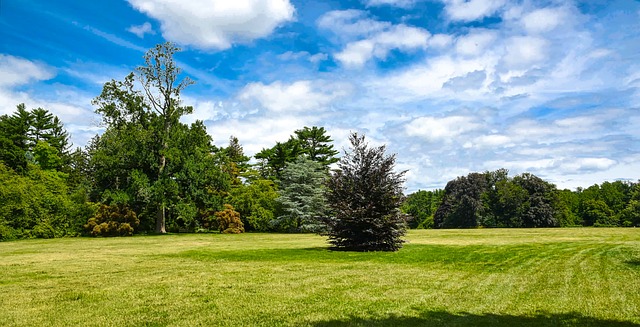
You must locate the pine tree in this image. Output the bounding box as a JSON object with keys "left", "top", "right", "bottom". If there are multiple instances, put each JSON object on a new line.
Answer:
{"left": 324, "top": 133, "right": 407, "bottom": 251}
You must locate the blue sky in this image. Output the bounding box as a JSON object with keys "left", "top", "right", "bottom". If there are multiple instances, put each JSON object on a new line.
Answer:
{"left": 1, "top": 0, "right": 639, "bottom": 192}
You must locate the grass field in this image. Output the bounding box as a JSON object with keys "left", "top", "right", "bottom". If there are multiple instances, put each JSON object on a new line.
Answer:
{"left": 1, "top": 229, "right": 639, "bottom": 326}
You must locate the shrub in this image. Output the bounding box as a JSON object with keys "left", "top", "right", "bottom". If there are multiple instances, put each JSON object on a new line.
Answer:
{"left": 85, "top": 204, "right": 139, "bottom": 236}
{"left": 215, "top": 204, "right": 244, "bottom": 234}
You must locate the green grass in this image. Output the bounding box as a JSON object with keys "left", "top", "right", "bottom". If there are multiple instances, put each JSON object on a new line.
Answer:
{"left": 1, "top": 229, "right": 639, "bottom": 326}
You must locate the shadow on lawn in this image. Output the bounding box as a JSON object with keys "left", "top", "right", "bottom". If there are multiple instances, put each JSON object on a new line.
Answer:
{"left": 312, "top": 311, "right": 640, "bottom": 327}
{"left": 626, "top": 259, "right": 640, "bottom": 267}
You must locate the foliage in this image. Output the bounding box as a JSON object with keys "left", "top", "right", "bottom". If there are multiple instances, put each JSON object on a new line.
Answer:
{"left": 0, "top": 104, "right": 70, "bottom": 173}
{"left": 324, "top": 133, "right": 407, "bottom": 251}
{"left": 433, "top": 170, "right": 564, "bottom": 229}
{"left": 85, "top": 203, "right": 140, "bottom": 236}
{"left": 215, "top": 204, "right": 244, "bottom": 234}
{"left": 294, "top": 126, "right": 339, "bottom": 167}
{"left": 91, "top": 42, "right": 228, "bottom": 234}
{"left": 93, "top": 42, "right": 194, "bottom": 234}
{"left": 0, "top": 163, "right": 91, "bottom": 240}
{"left": 255, "top": 126, "right": 338, "bottom": 180}
{"left": 401, "top": 189, "right": 444, "bottom": 228}
{"left": 229, "top": 179, "right": 279, "bottom": 231}
{"left": 274, "top": 157, "right": 329, "bottom": 232}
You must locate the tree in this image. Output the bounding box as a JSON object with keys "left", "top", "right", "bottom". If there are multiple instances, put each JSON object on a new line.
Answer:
{"left": 0, "top": 104, "right": 70, "bottom": 173}
{"left": 324, "top": 133, "right": 407, "bottom": 251}
{"left": 221, "top": 136, "right": 250, "bottom": 186}
{"left": 229, "top": 179, "right": 279, "bottom": 231}
{"left": 93, "top": 42, "right": 195, "bottom": 234}
{"left": 294, "top": 126, "right": 339, "bottom": 167}
{"left": 255, "top": 138, "right": 302, "bottom": 180}
{"left": 434, "top": 172, "right": 487, "bottom": 228}
{"left": 401, "top": 189, "right": 444, "bottom": 228}
{"left": 254, "top": 126, "right": 339, "bottom": 180}
{"left": 274, "top": 157, "right": 329, "bottom": 232}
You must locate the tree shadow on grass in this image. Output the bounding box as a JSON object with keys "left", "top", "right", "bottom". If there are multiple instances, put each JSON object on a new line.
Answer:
{"left": 626, "top": 259, "right": 640, "bottom": 267}
{"left": 311, "top": 311, "right": 640, "bottom": 327}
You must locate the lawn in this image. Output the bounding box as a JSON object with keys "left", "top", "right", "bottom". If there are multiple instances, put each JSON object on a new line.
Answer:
{"left": 1, "top": 229, "right": 639, "bottom": 326}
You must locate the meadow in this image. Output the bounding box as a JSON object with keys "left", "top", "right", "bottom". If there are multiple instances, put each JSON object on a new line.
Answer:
{"left": 1, "top": 228, "right": 639, "bottom": 326}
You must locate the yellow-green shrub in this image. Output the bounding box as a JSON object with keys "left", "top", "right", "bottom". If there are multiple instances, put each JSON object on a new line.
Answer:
{"left": 85, "top": 204, "right": 139, "bottom": 236}
{"left": 215, "top": 204, "right": 244, "bottom": 234}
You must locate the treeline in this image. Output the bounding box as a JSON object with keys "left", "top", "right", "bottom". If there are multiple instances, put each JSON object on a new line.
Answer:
{"left": 402, "top": 169, "right": 640, "bottom": 228}
{"left": 0, "top": 43, "right": 342, "bottom": 241}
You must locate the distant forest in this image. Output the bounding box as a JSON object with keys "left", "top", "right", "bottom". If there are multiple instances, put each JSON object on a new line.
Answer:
{"left": 1, "top": 44, "right": 638, "bottom": 241}
{"left": 402, "top": 170, "right": 640, "bottom": 229}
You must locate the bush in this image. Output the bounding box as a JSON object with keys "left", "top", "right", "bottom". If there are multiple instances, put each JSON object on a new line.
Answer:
{"left": 215, "top": 204, "right": 244, "bottom": 234}
{"left": 85, "top": 204, "right": 139, "bottom": 236}
{"left": 0, "top": 224, "right": 17, "bottom": 241}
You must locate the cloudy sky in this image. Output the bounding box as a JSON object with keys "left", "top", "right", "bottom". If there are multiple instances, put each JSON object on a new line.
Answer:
{"left": 1, "top": 0, "right": 639, "bottom": 192}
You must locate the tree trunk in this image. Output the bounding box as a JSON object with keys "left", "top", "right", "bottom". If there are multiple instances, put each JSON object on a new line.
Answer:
{"left": 155, "top": 150, "right": 167, "bottom": 234}
{"left": 156, "top": 203, "right": 166, "bottom": 234}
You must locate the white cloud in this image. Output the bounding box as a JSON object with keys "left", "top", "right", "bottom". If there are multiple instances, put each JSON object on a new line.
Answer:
{"left": 455, "top": 29, "right": 497, "bottom": 57}
{"left": 429, "top": 34, "right": 453, "bottom": 48}
{"left": 521, "top": 7, "right": 565, "bottom": 33}
{"left": 237, "top": 80, "right": 351, "bottom": 113}
{"left": 562, "top": 157, "right": 617, "bottom": 172}
{"left": 206, "top": 115, "right": 316, "bottom": 155}
{"left": 405, "top": 116, "right": 481, "bottom": 141}
{"left": 474, "top": 134, "right": 511, "bottom": 147}
{"left": 443, "top": 0, "right": 506, "bottom": 22}
{"left": 127, "top": 22, "right": 155, "bottom": 38}
{"left": 127, "top": 0, "right": 295, "bottom": 50}
{"left": 309, "top": 53, "right": 328, "bottom": 64}
{"left": 503, "top": 36, "right": 548, "bottom": 69}
{"left": 278, "top": 51, "right": 328, "bottom": 64}
{"left": 370, "top": 54, "right": 498, "bottom": 101}
{"left": 0, "top": 54, "right": 99, "bottom": 147}
{"left": 0, "top": 54, "right": 54, "bottom": 87}
{"left": 320, "top": 11, "right": 430, "bottom": 68}
{"left": 317, "top": 10, "right": 390, "bottom": 39}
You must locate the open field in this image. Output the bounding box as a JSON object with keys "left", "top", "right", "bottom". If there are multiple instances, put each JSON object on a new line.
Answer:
{"left": 1, "top": 229, "right": 639, "bottom": 326}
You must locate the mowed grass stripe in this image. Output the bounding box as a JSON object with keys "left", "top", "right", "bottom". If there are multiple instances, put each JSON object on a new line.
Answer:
{"left": 0, "top": 229, "right": 639, "bottom": 326}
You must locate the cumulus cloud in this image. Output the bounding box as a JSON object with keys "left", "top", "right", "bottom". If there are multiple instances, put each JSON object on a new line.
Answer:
{"left": 317, "top": 10, "right": 390, "bottom": 38}
{"left": 503, "top": 36, "right": 549, "bottom": 69}
{"left": 126, "top": 0, "right": 295, "bottom": 50}
{"left": 335, "top": 24, "right": 430, "bottom": 68}
{"left": 318, "top": 10, "right": 430, "bottom": 68}
{"left": 455, "top": 29, "right": 498, "bottom": 57}
{"left": 405, "top": 116, "right": 481, "bottom": 141}
{"left": 0, "top": 54, "right": 98, "bottom": 147}
{"left": 521, "top": 7, "right": 566, "bottom": 33}
{"left": 442, "top": 0, "right": 506, "bottom": 22}
{"left": 127, "top": 22, "right": 155, "bottom": 38}
{"left": 0, "top": 54, "right": 54, "bottom": 88}
{"left": 237, "top": 80, "right": 351, "bottom": 113}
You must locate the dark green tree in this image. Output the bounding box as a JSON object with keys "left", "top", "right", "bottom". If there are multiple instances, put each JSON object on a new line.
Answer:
{"left": 294, "top": 126, "right": 339, "bottom": 167}
{"left": 0, "top": 104, "right": 70, "bottom": 173}
{"left": 255, "top": 138, "right": 302, "bottom": 180}
{"left": 434, "top": 172, "right": 487, "bottom": 228}
{"left": 324, "top": 133, "right": 407, "bottom": 251}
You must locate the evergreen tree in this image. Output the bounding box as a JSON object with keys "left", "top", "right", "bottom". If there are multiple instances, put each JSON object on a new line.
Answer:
{"left": 274, "top": 157, "right": 329, "bottom": 232}
{"left": 324, "top": 133, "right": 407, "bottom": 251}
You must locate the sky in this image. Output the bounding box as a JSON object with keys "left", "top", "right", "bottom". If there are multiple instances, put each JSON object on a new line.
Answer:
{"left": 1, "top": 0, "right": 639, "bottom": 192}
